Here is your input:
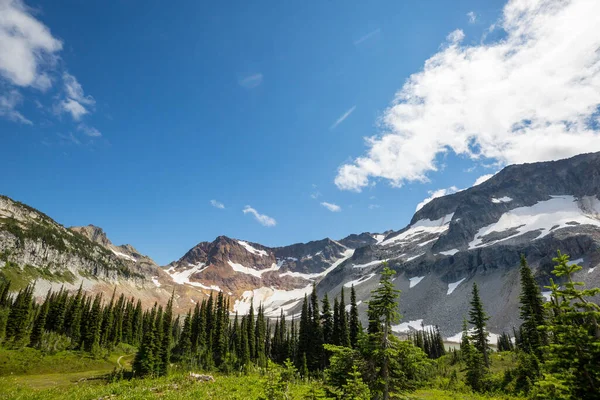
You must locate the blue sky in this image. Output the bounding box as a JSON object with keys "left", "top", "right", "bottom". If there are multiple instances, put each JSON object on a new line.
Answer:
{"left": 2, "top": 0, "right": 600, "bottom": 265}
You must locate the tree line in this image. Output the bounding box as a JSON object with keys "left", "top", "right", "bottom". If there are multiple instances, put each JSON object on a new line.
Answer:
{"left": 0, "top": 249, "right": 599, "bottom": 399}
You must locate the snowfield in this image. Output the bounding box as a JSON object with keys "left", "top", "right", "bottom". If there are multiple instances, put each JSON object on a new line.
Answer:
{"left": 491, "top": 196, "right": 513, "bottom": 203}
{"left": 470, "top": 195, "right": 600, "bottom": 249}
{"left": 167, "top": 263, "right": 208, "bottom": 285}
{"left": 446, "top": 329, "right": 502, "bottom": 344}
{"left": 233, "top": 285, "right": 312, "bottom": 316}
{"left": 237, "top": 240, "right": 268, "bottom": 257}
{"left": 279, "top": 249, "right": 355, "bottom": 280}
{"left": 151, "top": 276, "right": 161, "bottom": 287}
{"left": 228, "top": 260, "right": 280, "bottom": 278}
{"left": 392, "top": 319, "right": 435, "bottom": 333}
{"left": 439, "top": 249, "right": 459, "bottom": 256}
{"left": 447, "top": 278, "right": 466, "bottom": 295}
{"left": 380, "top": 213, "right": 454, "bottom": 247}
{"left": 352, "top": 259, "right": 385, "bottom": 269}
{"left": 344, "top": 273, "right": 377, "bottom": 288}
{"left": 111, "top": 249, "right": 137, "bottom": 262}
{"left": 409, "top": 276, "right": 425, "bottom": 288}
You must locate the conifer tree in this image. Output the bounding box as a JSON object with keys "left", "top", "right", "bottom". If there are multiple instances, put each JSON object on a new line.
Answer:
{"left": 339, "top": 287, "right": 350, "bottom": 347}
{"left": 468, "top": 282, "right": 490, "bottom": 368}
{"left": 30, "top": 292, "right": 50, "bottom": 348}
{"left": 158, "top": 294, "right": 173, "bottom": 376}
{"left": 349, "top": 285, "right": 360, "bottom": 348}
{"left": 321, "top": 293, "right": 333, "bottom": 345}
{"left": 518, "top": 254, "right": 546, "bottom": 358}
{"left": 366, "top": 265, "right": 401, "bottom": 400}
{"left": 332, "top": 297, "right": 340, "bottom": 345}
{"left": 535, "top": 251, "right": 600, "bottom": 399}
{"left": 5, "top": 283, "right": 34, "bottom": 347}
{"left": 174, "top": 310, "right": 192, "bottom": 366}
{"left": 133, "top": 306, "right": 157, "bottom": 377}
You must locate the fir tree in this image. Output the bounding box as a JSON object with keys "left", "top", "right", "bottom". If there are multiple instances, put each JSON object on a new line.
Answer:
{"left": 349, "top": 285, "right": 360, "bottom": 348}
{"left": 366, "top": 265, "right": 401, "bottom": 400}
{"left": 468, "top": 282, "right": 490, "bottom": 368}
{"left": 518, "top": 254, "right": 546, "bottom": 358}
{"left": 535, "top": 251, "right": 600, "bottom": 399}
{"left": 338, "top": 287, "right": 350, "bottom": 348}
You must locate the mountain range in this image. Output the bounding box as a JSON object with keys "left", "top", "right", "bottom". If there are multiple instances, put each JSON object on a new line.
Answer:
{"left": 2, "top": 152, "right": 600, "bottom": 340}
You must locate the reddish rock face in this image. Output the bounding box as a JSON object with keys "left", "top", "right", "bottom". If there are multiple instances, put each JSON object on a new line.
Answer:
{"left": 164, "top": 235, "right": 351, "bottom": 298}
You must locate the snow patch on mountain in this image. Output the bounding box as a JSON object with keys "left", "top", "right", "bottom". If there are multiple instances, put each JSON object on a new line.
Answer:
{"left": 111, "top": 249, "right": 137, "bottom": 262}
{"left": 439, "top": 249, "right": 459, "bottom": 256}
{"left": 409, "top": 276, "right": 425, "bottom": 288}
{"left": 373, "top": 234, "right": 385, "bottom": 244}
{"left": 352, "top": 259, "right": 385, "bottom": 269}
{"left": 151, "top": 277, "right": 161, "bottom": 287}
{"left": 167, "top": 263, "right": 208, "bottom": 285}
{"left": 447, "top": 278, "right": 466, "bottom": 295}
{"left": 238, "top": 240, "right": 268, "bottom": 257}
{"left": 233, "top": 285, "right": 312, "bottom": 316}
{"left": 446, "top": 329, "right": 501, "bottom": 345}
{"left": 470, "top": 196, "right": 600, "bottom": 249}
{"left": 380, "top": 213, "right": 454, "bottom": 247}
{"left": 228, "top": 260, "right": 281, "bottom": 278}
{"left": 279, "top": 249, "right": 355, "bottom": 280}
{"left": 344, "top": 273, "right": 377, "bottom": 288}
{"left": 392, "top": 319, "right": 435, "bottom": 333}
{"left": 491, "top": 196, "right": 513, "bottom": 203}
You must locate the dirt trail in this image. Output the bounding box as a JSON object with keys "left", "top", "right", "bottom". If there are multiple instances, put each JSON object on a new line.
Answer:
{"left": 117, "top": 356, "right": 124, "bottom": 369}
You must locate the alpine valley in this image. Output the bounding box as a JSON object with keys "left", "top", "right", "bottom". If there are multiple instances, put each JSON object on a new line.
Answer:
{"left": 2, "top": 152, "right": 600, "bottom": 341}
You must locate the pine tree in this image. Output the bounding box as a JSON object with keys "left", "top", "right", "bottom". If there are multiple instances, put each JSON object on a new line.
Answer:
{"left": 339, "top": 287, "right": 350, "bottom": 348}
{"left": 349, "top": 285, "right": 360, "bottom": 348}
{"left": 468, "top": 282, "right": 490, "bottom": 368}
{"left": 5, "top": 283, "right": 34, "bottom": 347}
{"left": 158, "top": 294, "right": 173, "bottom": 376}
{"left": 133, "top": 306, "right": 157, "bottom": 377}
{"left": 535, "top": 251, "right": 600, "bottom": 399}
{"left": 29, "top": 291, "right": 50, "bottom": 348}
{"left": 366, "top": 265, "right": 401, "bottom": 400}
{"left": 332, "top": 297, "right": 340, "bottom": 345}
{"left": 321, "top": 293, "right": 333, "bottom": 345}
{"left": 518, "top": 254, "right": 546, "bottom": 358}
{"left": 342, "top": 365, "right": 371, "bottom": 400}
{"left": 174, "top": 310, "right": 192, "bottom": 366}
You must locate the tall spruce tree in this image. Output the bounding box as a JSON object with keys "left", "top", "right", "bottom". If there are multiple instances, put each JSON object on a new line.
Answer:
{"left": 535, "top": 251, "right": 600, "bottom": 399}
{"left": 468, "top": 282, "right": 490, "bottom": 368}
{"left": 366, "top": 265, "right": 401, "bottom": 400}
{"left": 349, "top": 285, "right": 360, "bottom": 348}
{"left": 339, "top": 287, "right": 350, "bottom": 348}
{"left": 518, "top": 254, "right": 546, "bottom": 358}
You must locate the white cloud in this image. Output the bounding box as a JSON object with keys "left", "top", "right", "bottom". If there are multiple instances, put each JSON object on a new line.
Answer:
{"left": 0, "top": 90, "right": 31, "bottom": 124}
{"left": 243, "top": 205, "right": 276, "bottom": 227}
{"left": 59, "top": 72, "right": 95, "bottom": 120}
{"left": 310, "top": 191, "right": 321, "bottom": 199}
{"left": 210, "top": 199, "right": 225, "bottom": 209}
{"left": 60, "top": 98, "right": 88, "bottom": 120}
{"left": 335, "top": 0, "right": 600, "bottom": 192}
{"left": 330, "top": 105, "right": 356, "bottom": 130}
{"left": 368, "top": 204, "right": 381, "bottom": 210}
{"left": 467, "top": 11, "right": 477, "bottom": 23}
{"left": 0, "top": 0, "right": 62, "bottom": 88}
{"left": 415, "top": 186, "right": 460, "bottom": 212}
{"left": 321, "top": 202, "right": 341, "bottom": 212}
{"left": 473, "top": 173, "right": 494, "bottom": 186}
{"left": 239, "top": 73, "right": 263, "bottom": 89}
{"left": 77, "top": 123, "right": 101, "bottom": 137}
{"left": 354, "top": 28, "right": 381, "bottom": 46}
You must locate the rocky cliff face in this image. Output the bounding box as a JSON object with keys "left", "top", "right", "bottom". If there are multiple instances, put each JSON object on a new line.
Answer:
{"left": 2, "top": 152, "right": 600, "bottom": 340}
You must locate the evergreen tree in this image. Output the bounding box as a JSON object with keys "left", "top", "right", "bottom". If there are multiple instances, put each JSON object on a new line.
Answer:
{"left": 349, "top": 285, "right": 360, "bottom": 348}
{"left": 534, "top": 251, "right": 600, "bottom": 399}
{"left": 339, "top": 287, "right": 350, "bottom": 348}
{"left": 468, "top": 282, "right": 490, "bottom": 368}
{"left": 332, "top": 297, "right": 340, "bottom": 345}
{"left": 321, "top": 293, "right": 333, "bottom": 345}
{"left": 30, "top": 292, "right": 50, "bottom": 349}
{"left": 158, "top": 294, "right": 173, "bottom": 376}
{"left": 366, "top": 265, "right": 401, "bottom": 400}
{"left": 518, "top": 254, "right": 546, "bottom": 358}
{"left": 133, "top": 306, "right": 157, "bottom": 377}
{"left": 5, "top": 283, "right": 34, "bottom": 347}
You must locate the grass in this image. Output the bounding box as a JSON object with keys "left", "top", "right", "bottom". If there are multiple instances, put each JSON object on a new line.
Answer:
{"left": 0, "top": 347, "right": 526, "bottom": 400}
{"left": 0, "top": 262, "right": 76, "bottom": 291}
